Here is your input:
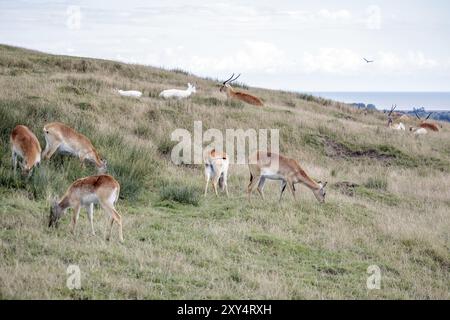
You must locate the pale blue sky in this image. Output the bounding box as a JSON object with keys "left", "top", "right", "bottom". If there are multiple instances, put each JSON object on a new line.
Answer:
{"left": 1, "top": 0, "right": 450, "bottom": 91}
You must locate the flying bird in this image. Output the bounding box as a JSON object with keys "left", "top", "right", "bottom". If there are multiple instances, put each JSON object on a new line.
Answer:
{"left": 363, "top": 58, "right": 374, "bottom": 63}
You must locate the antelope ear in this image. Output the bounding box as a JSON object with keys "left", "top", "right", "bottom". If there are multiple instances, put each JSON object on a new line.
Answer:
{"left": 317, "top": 181, "right": 322, "bottom": 184}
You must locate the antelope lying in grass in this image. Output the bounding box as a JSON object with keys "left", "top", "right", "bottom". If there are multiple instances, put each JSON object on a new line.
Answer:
{"left": 387, "top": 105, "right": 406, "bottom": 131}
{"left": 204, "top": 149, "right": 229, "bottom": 197}
{"left": 42, "top": 122, "right": 107, "bottom": 173}
{"left": 409, "top": 126, "right": 428, "bottom": 135}
{"left": 414, "top": 111, "right": 440, "bottom": 132}
{"left": 247, "top": 151, "right": 327, "bottom": 203}
{"left": 220, "top": 74, "right": 263, "bottom": 106}
{"left": 159, "top": 83, "right": 196, "bottom": 99}
{"left": 10, "top": 125, "right": 41, "bottom": 176}
{"left": 49, "top": 174, "right": 124, "bottom": 242}
{"left": 117, "top": 89, "right": 142, "bottom": 98}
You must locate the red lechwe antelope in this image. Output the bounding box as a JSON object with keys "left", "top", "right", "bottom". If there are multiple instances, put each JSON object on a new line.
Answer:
{"left": 414, "top": 111, "right": 440, "bottom": 132}
{"left": 42, "top": 122, "right": 107, "bottom": 172}
{"left": 247, "top": 151, "right": 328, "bottom": 203}
{"left": 10, "top": 125, "right": 41, "bottom": 176}
{"left": 204, "top": 149, "right": 229, "bottom": 197}
{"left": 220, "top": 74, "right": 263, "bottom": 107}
{"left": 49, "top": 174, "right": 124, "bottom": 242}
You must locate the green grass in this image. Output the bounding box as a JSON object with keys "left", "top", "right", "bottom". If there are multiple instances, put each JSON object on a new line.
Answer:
{"left": 0, "top": 44, "right": 449, "bottom": 300}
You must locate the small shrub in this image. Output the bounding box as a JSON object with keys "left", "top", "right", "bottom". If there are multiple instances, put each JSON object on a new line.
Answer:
{"left": 159, "top": 184, "right": 200, "bottom": 206}
{"left": 157, "top": 137, "right": 177, "bottom": 156}
{"left": 364, "top": 177, "right": 388, "bottom": 191}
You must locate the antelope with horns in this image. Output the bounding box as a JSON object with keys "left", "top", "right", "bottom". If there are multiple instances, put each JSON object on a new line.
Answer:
{"left": 414, "top": 111, "right": 440, "bottom": 132}
{"left": 42, "top": 122, "right": 107, "bottom": 173}
{"left": 48, "top": 174, "right": 124, "bottom": 242}
{"left": 159, "top": 83, "right": 196, "bottom": 99}
{"left": 247, "top": 151, "right": 327, "bottom": 203}
{"left": 220, "top": 74, "right": 263, "bottom": 107}
{"left": 204, "top": 149, "right": 229, "bottom": 197}
{"left": 387, "top": 105, "right": 406, "bottom": 131}
{"left": 10, "top": 125, "right": 42, "bottom": 176}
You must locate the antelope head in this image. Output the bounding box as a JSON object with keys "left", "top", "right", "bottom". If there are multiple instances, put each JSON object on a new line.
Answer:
{"left": 98, "top": 158, "right": 108, "bottom": 174}
{"left": 387, "top": 104, "right": 397, "bottom": 127}
{"left": 313, "top": 181, "right": 328, "bottom": 203}
{"left": 48, "top": 199, "right": 64, "bottom": 228}
{"left": 220, "top": 73, "right": 241, "bottom": 92}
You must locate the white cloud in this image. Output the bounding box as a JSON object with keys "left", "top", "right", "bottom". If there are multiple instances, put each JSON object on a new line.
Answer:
{"left": 299, "top": 48, "right": 362, "bottom": 74}
{"left": 378, "top": 51, "right": 438, "bottom": 71}
{"left": 296, "top": 49, "right": 440, "bottom": 75}
{"left": 318, "top": 9, "right": 352, "bottom": 21}
{"left": 280, "top": 9, "right": 352, "bottom": 23}
{"left": 140, "top": 45, "right": 441, "bottom": 78}
{"left": 144, "top": 41, "right": 290, "bottom": 74}
{"left": 366, "top": 5, "right": 382, "bottom": 30}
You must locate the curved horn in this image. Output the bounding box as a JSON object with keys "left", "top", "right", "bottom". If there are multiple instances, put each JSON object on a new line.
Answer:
{"left": 425, "top": 112, "right": 433, "bottom": 120}
{"left": 230, "top": 73, "right": 241, "bottom": 83}
{"left": 414, "top": 110, "right": 421, "bottom": 120}
{"left": 222, "top": 73, "right": 235, "bottom": 84}
{"left": 388, "top": 104, "right": 396, "bottom": 116}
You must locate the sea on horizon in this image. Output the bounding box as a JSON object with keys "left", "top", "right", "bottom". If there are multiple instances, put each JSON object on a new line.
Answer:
{"left": 309, "top": 92, "right": 450, "bottom": 111}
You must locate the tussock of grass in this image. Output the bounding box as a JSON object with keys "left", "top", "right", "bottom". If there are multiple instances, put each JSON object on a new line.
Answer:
{"left": 159, "top": 184, "right": 201, "bottom": 206}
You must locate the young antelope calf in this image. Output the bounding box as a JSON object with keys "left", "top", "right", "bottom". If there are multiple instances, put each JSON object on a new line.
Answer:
{"left": 204, "top": 149, "right": 229, "bottom": 197}
{"left": 42, "top": 122, "right": 107, "bottom": 173}
{"left": 248, "top": 151, "right": 327, "bottom": 203}
{"left": 49, "top": 174, "right": 124, "bottom": 242}
{"left": 10, "top": 125, "right": 41, "bottom": 176}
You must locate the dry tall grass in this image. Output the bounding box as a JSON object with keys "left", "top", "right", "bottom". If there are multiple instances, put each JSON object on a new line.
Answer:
{"left": 0, "top": 45, "right": 449, "bottom": 299}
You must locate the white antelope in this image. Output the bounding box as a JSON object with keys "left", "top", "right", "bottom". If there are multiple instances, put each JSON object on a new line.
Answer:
{"left": 117, "top": 89, "right": 142, "bottom": 98}
{"left": 159, "top": 83, "right": 196, "bottom": 99}
{"left": 48, "top": 174, "right": 124, "bottom": 242}
{"left": 10, "top": 125, "right": 42, "bottom": 176}
{"left": 42, "top": 122, "right": 107, "bottom": 173}
{"left": 204, "top": 149, "right": 229, "bottom": 197}
{"left": 248, "top": 151, "right": 327, "bottom": 203}
{"left": 410, "top": 126, "right": 428, "bottom": 136}
{"left": 387, "top": 105, "right": 406, "bottom": 131}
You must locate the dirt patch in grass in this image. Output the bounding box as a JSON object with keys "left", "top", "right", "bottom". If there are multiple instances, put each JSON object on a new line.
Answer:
{"left": 333, "top": 181, "right": 360, "bottom": 197}
{"left": 305, "top": 134, "right": 449, "bottom": 171}
{"left": 322, "top": 137, "right": 395, "bottom": 161}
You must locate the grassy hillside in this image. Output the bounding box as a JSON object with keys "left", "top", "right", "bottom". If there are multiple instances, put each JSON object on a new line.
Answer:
{"left": 0, "top": 44, "right": 449, "bottom": 299}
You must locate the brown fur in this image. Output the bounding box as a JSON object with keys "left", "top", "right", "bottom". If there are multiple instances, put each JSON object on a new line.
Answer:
{"left": 222, "top": 85, "right": 264, "bottom": 107}
{"left": 420, "top": 122, "right": 439, "bottom": 132}
{"left": 10, "top": 125, "right": 41, "bottom": 173}
{"left": 248, "top": 151, "right": 327, "bottom": 203}
{"left": 42, "top": 122, "right": 105, "bottom": 170}
{"left": 50, "top": 174, "right": 123, "bottom": 242}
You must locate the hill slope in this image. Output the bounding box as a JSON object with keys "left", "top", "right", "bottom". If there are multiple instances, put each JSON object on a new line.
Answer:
{"left": 0, "top": 45, "right": 449, "bottom": 299}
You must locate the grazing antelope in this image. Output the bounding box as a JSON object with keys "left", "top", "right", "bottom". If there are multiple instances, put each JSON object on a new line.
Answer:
{"left": 247, "top": 151, "right": 327, "bottom": 203}
{"left": 204, "top": 149, "right": 229, "bottom": 197}
{"left": 220, "top": 74, "right": 263, "bottom": 107}
{"left": 159, "top": 83, "right": 196, "bottom": 99}
{"left": 48, "top": 174, "right": 124, "bottom": 242}
{"left": 10, "top": 125, "right": 41, "bottom": 176}
{"left": 414, "top": 111, "right": 440, "bottom": 132}
{"left": 387, "top": 105, "right": 406, "bottom": 131}
{"left": 42, "top": 122, "right": 107, "bottom": 173}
